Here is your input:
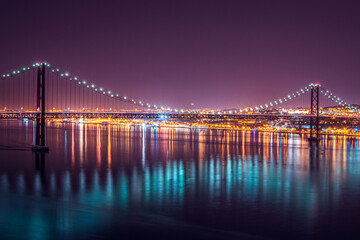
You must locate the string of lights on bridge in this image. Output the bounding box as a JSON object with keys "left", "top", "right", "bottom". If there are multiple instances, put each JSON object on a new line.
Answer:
{"left": 245, "top": 83, "right": 355, "bottom": 113}
{"left": 1, "top": 62, "right": 184, "bottom": 113}
{"left": 1, "top": 62, "right": 356, "bottom": 114}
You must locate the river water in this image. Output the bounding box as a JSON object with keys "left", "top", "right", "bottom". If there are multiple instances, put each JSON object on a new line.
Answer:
{"left": 0, "top": 120, "right": 360, "bottom": 239}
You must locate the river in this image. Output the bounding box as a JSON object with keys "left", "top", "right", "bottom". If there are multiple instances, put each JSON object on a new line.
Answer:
{"left": 0, "top": 120, "right": 360, "bottom": 239}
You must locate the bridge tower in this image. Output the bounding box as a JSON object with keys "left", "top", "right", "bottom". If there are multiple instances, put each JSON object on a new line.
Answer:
{"left": 309, "top": 83, "right": 320, "bottom": 143}
{"left": 32, "top": 63, "right": 49, "bottom": 151}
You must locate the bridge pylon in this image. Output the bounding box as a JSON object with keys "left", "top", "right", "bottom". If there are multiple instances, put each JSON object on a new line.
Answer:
{"left": 308, "top": 83, "right": 320, "bottom": 143}
{"left": 32, "top": 64, "right": 49, "bottom": 152}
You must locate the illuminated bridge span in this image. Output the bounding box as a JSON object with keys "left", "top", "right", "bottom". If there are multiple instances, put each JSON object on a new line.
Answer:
{"left": 0, "top": 62, "right": 357, "bottom": 114}
{"left": 0, "top": 62, "right": 359, "bottom": 148}
{"left": 0, "top": 111, "right": 359, "bottom": 123}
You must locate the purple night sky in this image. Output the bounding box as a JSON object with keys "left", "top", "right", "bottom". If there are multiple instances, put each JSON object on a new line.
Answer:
{"left": 0, "top": 0, "right": 359, "bottom": 109}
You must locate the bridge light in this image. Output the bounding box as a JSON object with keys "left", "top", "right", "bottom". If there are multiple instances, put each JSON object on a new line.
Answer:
{"left": 100, "top": 88, "right": 103, "bottom": 91}
{"left": 91, "top": 84, "right": 95, "bottom": 88}
{"left": 87, "top": 85, "right": 89, "bottom": 88}
{"left": 116, "top": 94, "right": 118, "bottom": 97}
{"left": 95, "top": 89, "right": 98, "bottom": 91}
{"left": 52, "top": 69, "right": 55, "bottom": 72}
{"left": 83, "top": 81, "right": 86, "bottom": 84}
{"left": 56, "top": 69, "right": 59, "bottom": 71}
{"left": 108, "top": 91, "right": 111, "bottom": 94}
{"left": 74, "top": 77, "right": 77, "bottom": 80}
{"left": 124, "top": 96, "right": 127, "bottom": 99}
{"left": 65, "top": 73, "right": 69, "bottom": 76}
{"left": 13, "top": 71, "right": 16, "bottom": 74}
{"left": 61, "top": 74, "right": 64, "bottom": 76}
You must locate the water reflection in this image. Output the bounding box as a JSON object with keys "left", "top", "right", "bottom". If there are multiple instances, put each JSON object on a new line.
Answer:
{"left": 0, "top": 120, "right": 360, "bottom": 239}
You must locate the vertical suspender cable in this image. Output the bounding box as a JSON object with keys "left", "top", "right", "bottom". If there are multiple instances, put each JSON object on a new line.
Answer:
{"left": 11, "top": 75, "right": 14, "bottom": 110}
{"left": 27, "top": 71, "right": 30, "bottom": 111}
{"left": 70, "top": 78, "right": 72, "bottom": 111}
{"left": 0, "top": 78, "right": 3, "bottom": 110}
{"left": 78, "top": 82, "right": 80, "bottom": 111}
{"left": 66, "top": 77, "right": 69, "bottom": 110}
{"left": 82, "top": 84, "right": 84, "bottom": 111}
{"left": 52, "top": 73, "right": 54, "bottom": 111}
{"left": 60, "top": 75, "right": 63, "bottom": 111}
{"left": 57, "top": 74, "right": 59, "bottom": 111}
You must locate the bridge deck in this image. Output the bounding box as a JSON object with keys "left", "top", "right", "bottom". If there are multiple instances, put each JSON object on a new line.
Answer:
{"left": 0, "top": 111, "right": 358, "bottom": 123}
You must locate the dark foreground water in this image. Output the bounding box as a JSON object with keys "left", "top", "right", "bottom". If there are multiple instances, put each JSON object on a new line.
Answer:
{"left": 1, "top": 120, "right": 360, "bottom": 239}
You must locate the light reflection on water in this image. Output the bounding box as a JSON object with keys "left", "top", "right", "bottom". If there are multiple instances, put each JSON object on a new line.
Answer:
{"left": 0, "top": 120, "right": 360, "bottom": 239}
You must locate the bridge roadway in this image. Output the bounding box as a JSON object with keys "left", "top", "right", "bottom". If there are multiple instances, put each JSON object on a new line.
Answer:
{"left": 0, "top": 111, "right": 358, "bottom": 125}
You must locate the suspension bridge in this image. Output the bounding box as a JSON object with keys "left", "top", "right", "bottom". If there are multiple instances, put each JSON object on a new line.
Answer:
{"left": 0, "top": 62, "right": 359, "bottom": 149}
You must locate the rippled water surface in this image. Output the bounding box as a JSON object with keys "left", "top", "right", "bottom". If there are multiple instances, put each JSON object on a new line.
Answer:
{"left": 1, "top": 120, "right": 360, "bottom": 239}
